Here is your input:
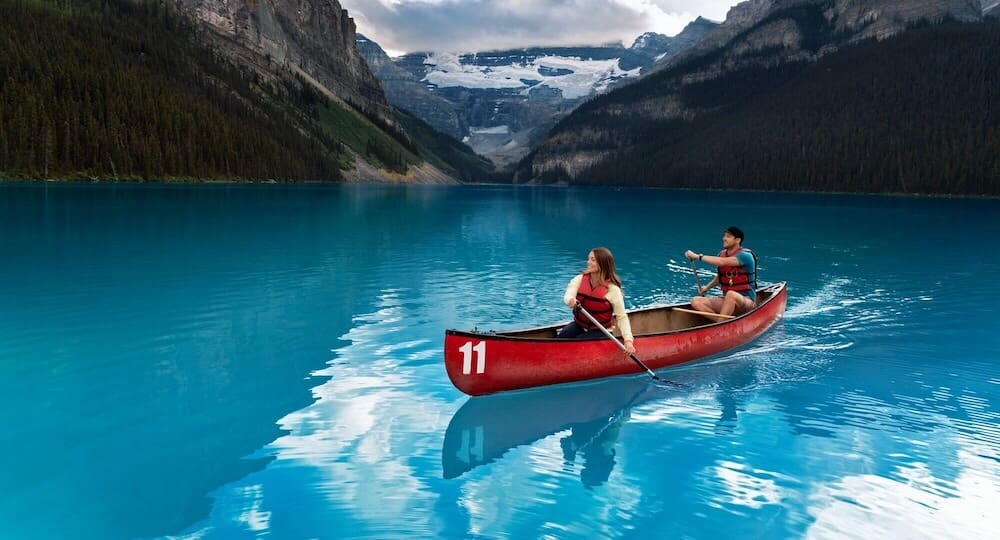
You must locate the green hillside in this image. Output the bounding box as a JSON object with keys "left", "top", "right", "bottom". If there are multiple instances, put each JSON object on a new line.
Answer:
{"left": 395, "top": 109, "right": 496, "bottom": 182}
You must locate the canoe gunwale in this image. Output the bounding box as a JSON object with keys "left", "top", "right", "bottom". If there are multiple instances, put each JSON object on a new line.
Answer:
{"left": 445, "top": 281, "right": 787, "bottom": 342}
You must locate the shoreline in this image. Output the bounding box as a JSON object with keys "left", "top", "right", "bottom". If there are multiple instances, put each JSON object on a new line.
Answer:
{"left": 1, "top": 176, "right": 997, "bottom": 200}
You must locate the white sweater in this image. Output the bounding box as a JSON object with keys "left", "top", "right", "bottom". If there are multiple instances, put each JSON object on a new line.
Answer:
{"left": 563, "top": 274, "right": 634, "bottom": 342}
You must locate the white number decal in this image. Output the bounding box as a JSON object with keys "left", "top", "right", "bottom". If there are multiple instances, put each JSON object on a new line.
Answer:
{"left": 459, "top": 341, "right": 486, "bottom": 375}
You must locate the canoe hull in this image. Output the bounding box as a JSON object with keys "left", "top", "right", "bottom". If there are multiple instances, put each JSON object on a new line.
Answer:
{"left": 444, "top": 282, "right": 787, "bottom": 395}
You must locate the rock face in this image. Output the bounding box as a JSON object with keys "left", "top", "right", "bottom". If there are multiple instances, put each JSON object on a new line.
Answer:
{"left": 355, "top": 34, "right": 464, "bottom": 139}
{"left": 173, "top": 0, "right": 390, "bottom": 119}
{"left": 674, "top": 0, "right": 982, "bottom": 70}
{"left": 390, "top": 44, "right": 630, "bottom": 169}
{"left": 358, "top": 19, "right": 715, "bottom": 169}
{"left": 625, "top": 17, "right": 720, "bottom": 71}
{"left": 985, "top": 0, "right": 1000, "bottom": 17}
{"left": 527, "top": 0, "right": 983, "bottom": 180}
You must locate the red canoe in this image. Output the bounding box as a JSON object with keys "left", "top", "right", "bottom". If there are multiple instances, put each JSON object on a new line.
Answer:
{"left": 444, "top": 282, "right": 787, "bottom": 395}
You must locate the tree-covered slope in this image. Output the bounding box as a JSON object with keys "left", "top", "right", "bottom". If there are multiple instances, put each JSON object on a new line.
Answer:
{"left": 0, "top": 0, "right": 495, "bottom": 183}
{"left": 0, "top": 0, "right": 356, "bottom": 180}
{"left": 523, "top": 19, "right": 1000, "bottom": 195}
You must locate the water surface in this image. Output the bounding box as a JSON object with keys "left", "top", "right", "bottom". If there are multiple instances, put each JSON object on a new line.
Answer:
{"left": 0, "top": 183, "right": 997, "bottom": 539}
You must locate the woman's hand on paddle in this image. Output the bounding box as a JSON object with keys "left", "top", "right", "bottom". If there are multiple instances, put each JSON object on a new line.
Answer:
{"left": 698, "top": 286, "right": 708, "bottom": 297}
{"left": 566, "top": 298, "right": 578, "bottom": 309}
{"left": 624, "top": 340, "right": 635, "bottom": 355}
{"left": 685, "top": 250, "right": 699, "bottom": 261}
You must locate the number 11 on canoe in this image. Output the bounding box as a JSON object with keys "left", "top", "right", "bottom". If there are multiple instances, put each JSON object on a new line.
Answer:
{"left": 459, "top": 341, "right": 486, "bottom": 375}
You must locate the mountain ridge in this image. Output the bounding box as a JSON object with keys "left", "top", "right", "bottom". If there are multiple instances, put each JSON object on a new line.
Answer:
{"left": 520, "top": 0, "right": 993, "bottom": 195}
{"left": 357, "top": 18, "right": 717, "bottom": 168}
{"left": 518, "top": 18, "right": 1000, "bottom": 195}
{"left": 356, "top": 34, "right": 465, "bottom": 139}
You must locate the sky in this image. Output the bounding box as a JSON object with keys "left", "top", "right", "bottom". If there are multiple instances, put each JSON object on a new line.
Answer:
{"left": 341, "top": 0, "right": 741, "bottom": 56}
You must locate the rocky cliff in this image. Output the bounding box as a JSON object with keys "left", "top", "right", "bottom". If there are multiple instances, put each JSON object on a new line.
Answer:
{"left": 985, "top": 0, "right": 1000, "bottom": 16}
{"left": 688, "top": 0, "right": 979, "bottom": 50}
{"left": 669, "top": 0, "right": 982, "bottom": 74}
{"left": 355, "top": 35, "right": 464, "bottom": 139}
{"left": 626, "top": 17, "right": 720, "bottom": 71}
{"left": 527, "top": 0, "right": 984, "bottom": 180}
{"left": 173, "top": 0, "right": 391, "bottom": 119}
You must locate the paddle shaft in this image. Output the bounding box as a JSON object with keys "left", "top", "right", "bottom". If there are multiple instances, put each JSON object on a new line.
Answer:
{"left": 690, "top": 259, "right": 703, "bottom": 295}
{"left": 686, "top": 260, "right": 739, "bottom": 319}
{"left": 576, "top": 305, "right": 660, "bottom": 380}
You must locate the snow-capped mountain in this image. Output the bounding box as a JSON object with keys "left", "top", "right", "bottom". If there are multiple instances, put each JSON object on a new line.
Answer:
{"left": 412, "top": 46, "right": 638, "bottom": 100}
{"left": 357, "top": 18, "right": 716, "bottom": 167}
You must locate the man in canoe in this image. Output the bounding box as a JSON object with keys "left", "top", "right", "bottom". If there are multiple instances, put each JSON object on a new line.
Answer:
{"left": 558, "top": 247, "right": 636, "bottom": 355}
{"left": 685, "top": 226, "right": 758, "bottom": 317}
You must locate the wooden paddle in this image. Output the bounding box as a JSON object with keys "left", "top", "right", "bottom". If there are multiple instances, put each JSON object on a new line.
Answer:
{"left": 690, "top": 259, "right": 703, "bottom": 295}
{"left": 686, "top": 258, "right": 736, "bottom": 320}
{"left": 576, "top": 305, "right": 662, "bottom": 381}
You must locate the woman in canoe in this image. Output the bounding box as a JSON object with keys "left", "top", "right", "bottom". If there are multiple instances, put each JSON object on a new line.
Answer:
{"left": 558, "top": 247, "right": 636, "bottom": 355}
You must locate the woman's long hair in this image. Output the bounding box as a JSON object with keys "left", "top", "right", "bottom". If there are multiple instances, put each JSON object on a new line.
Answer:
{"left": 592, "top": 247, "right": 622, "bottom": 288}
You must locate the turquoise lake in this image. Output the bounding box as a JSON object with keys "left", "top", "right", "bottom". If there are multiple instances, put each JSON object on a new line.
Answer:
{"left": 0, "top": 182, "right": 997, "bottom": 539}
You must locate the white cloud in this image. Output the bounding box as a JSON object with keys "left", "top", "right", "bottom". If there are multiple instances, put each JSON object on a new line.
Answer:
{"left": 805, "top": 450, "right": 1000, "bottom": 540}
{"left": 342, "top": 0, "right": 740, "bottom": 54}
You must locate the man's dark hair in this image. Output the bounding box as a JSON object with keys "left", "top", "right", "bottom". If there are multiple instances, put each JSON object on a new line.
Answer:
{"left": 725, "top": 226, "right": 745, "bottom": 242}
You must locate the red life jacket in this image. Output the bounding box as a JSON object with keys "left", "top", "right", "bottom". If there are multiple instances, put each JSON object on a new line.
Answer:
{"left": 718, "top": 247, "right": 757, "bottom": 294}
{"left": 573, "top": 274, "right": 615, "bottom": 330}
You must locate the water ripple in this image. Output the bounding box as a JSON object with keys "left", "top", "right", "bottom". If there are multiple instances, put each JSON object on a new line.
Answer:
{"left": 4, "top": 184, "right": 999, "bottom": 539}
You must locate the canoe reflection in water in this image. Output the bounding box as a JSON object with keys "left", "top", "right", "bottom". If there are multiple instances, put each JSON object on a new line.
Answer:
{"left": 558, "top": 405, "right": 630, "bottom": 488}
{"left": 441, "top": 374, "right": 659, "bottom": 485}
{"left": 442, "top": 353, "right": 766, "bottom": 486}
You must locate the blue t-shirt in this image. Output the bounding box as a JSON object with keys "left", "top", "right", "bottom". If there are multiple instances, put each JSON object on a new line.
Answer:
{"left": 734, "top": 250, "right": 756, "bottom": 301}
